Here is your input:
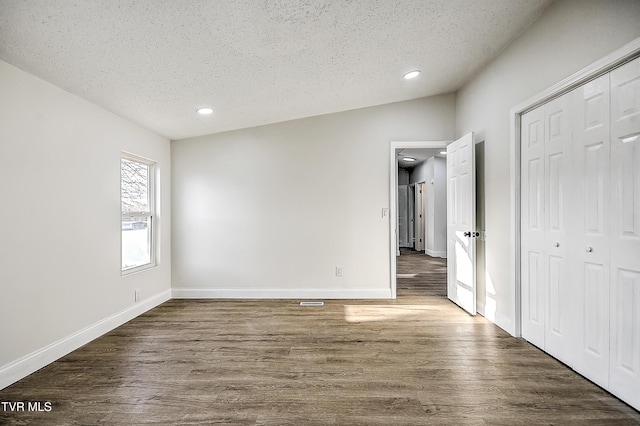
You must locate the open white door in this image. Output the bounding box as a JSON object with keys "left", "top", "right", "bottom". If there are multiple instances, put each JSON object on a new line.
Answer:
{"left": 447, "top": 132, "right": 477, "bottom": 315}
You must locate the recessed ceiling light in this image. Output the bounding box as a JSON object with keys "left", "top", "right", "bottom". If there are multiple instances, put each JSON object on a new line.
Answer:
{"left": 440, "top": 151, "right": 447, "bottom": 155}
{"left": 403, "top": 70, "right": 421, "bottom": 80}
{"left": 403, "top": 157, "right": 416, "bottom": 162}
{"left": 196, "top": 107, "right": 214, "bottom": 115}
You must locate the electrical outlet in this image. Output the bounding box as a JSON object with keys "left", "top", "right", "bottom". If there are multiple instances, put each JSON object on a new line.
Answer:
{"left": 134, "top": 289, "right": 140, "bottom": 302}
{"left": 336, "top": 266, "right": 343, "bottom": 277}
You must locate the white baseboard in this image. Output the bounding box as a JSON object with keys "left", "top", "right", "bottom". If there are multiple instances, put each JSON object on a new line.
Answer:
{"left": 476, "top": 300, "right": 485, "bottom": 317}
{"left": 0, "top": 289, "right": 171, "bottom": 391}
{"left": 172, "top": 288, "right": 393, "bottom": 299}
{"left": 425, "top": 249, "right": 446, "bottom": 258}
{"left": 494, "top": 312, "right": 515, "bottom": 336}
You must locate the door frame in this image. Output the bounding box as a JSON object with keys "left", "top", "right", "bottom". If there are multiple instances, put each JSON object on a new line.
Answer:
{"left": 408, "top": 183, "right": 415, "bottom": 248}
{"left": 389, "top": 140, "right": 449, "bottom": 298}
{"left": 415, "top": 181, "right": 426, "bottom": 253}
{"left": 508, "top": 37, "right": 640, "bottom": 337}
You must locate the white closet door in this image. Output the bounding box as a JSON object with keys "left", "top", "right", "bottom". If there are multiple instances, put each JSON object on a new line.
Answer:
{"left": 521, "top": 94, "right": 573, "bottom": 363}
{"left": 609, "top": 56, "right": 640, "bottom": 409}
{"left": 572, "top": 73, "right": 611, "bottom": 389}
{"left": 521, "top": 106, "right": 546, "bottom": 348}
{"left": 543, "top": 94, "right": 573, "bottom": 365}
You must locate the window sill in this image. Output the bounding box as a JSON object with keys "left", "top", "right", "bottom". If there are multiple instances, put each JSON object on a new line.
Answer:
{"left": 122, "top": 262, "right": 157, "bottom": 276}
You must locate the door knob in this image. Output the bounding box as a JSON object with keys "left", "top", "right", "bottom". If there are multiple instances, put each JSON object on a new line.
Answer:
{"left": 554, "top": 242, "right": 560, "bottom": 247}
{"left": 586, "top": 246, "right": 593, "bottom": 253}
{"left": 464, "top": 231, "right": 471, "bottom": 237}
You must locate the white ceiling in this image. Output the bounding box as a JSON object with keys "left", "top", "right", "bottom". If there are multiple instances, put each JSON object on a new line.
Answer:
{"left": 0, "top": 0, "right": 552, "bottom": 140}
{"left": 397, "top": 148, "right": 444, "bottom": 168}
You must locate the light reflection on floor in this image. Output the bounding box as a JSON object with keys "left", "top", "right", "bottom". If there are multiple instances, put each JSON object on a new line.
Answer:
{"left": 343, "top": 304, "right": 435, "bottom": 323}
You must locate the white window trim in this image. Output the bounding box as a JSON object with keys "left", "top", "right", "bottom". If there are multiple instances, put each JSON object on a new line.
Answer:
{"left": 121, "top": 152, "right": 157, "bottom": 275}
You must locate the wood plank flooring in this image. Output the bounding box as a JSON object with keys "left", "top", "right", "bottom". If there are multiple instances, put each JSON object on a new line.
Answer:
{"left": 1, "top": 249, "right": 639, "bottom": 424}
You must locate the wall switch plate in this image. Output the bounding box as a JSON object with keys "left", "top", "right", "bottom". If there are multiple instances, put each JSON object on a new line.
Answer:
{"left": 336, "top": 266, "right": 343, "bottom": 277}
{"left": 382, "top": 208, "right": 389, "bottom": 218}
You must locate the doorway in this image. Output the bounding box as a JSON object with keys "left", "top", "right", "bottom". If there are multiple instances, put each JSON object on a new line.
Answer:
{"left": 389, "top": 141, "right": 448, "bottom": 298}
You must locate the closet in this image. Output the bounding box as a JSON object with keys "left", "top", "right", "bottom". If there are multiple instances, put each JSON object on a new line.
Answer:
{"left": 521, "top": 56, "right": 640, "bottom": 410}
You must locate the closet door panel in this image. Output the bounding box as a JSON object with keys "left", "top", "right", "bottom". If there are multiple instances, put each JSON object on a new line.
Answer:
{"left": 610, "top": 269, "right": 640, "bottom": 409}
{"left": 544, "top": 95, "right": 573, "bottom": 365}
{"left": 547, "top": 255, "right": 563, "bottom": 332}
{"left": 610, "top": 56, "right": 640, "bottom": 410}
{"left": 572, "top": 73, "right": 611, "bottom": 389}
{"left": 521, "top": 107, "right": 546, "bottom": 348}
{"left": 544, "top": 94, "right": 573, "bottom": 365}
{"left": 583, "top": 263, "right": 608, "bottom": 356}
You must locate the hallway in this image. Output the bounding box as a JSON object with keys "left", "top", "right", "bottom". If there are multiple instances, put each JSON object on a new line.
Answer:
{"left": 396, "top": 248, "right": 447, "bottom": 299}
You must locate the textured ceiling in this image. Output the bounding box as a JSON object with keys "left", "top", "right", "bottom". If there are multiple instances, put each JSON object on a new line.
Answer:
{"left": 397, "top": 148, "right": 444, "bottom": 168}
{"left": 0, "top": 0, "right": 552, "bottom": 140}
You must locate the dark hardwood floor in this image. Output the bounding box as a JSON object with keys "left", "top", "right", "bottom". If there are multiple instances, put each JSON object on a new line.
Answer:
{"left": 1, "top": 249, "right": 639, "bottom": 424}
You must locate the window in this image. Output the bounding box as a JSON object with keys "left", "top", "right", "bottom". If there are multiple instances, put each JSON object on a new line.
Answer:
{"left": 121, "top": 153, "right": 155, "bottom": 273}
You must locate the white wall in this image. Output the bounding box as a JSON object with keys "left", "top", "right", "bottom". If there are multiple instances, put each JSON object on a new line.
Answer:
{"left": 408, "top": 159, "right": 428, "bottom": 184}
{"left": 0, "top": 60, "right": 171, "bottom": 388}
{"left": 397, "top": 168, "right": 411, "bottom": 248}
{"left": 172, "top": 95, "right": 455, "bottom": 298}
{"left": 431, "top": 156, "right": 447, "bottom": 257}
{"left": 398, "top": 167, "right": 410, "bottom": 185}
{"left": 455, "top": 0, "right": 640, "bottom": 333}
{"left": 410, "top": 157, "right": 446, "bottom": 257}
